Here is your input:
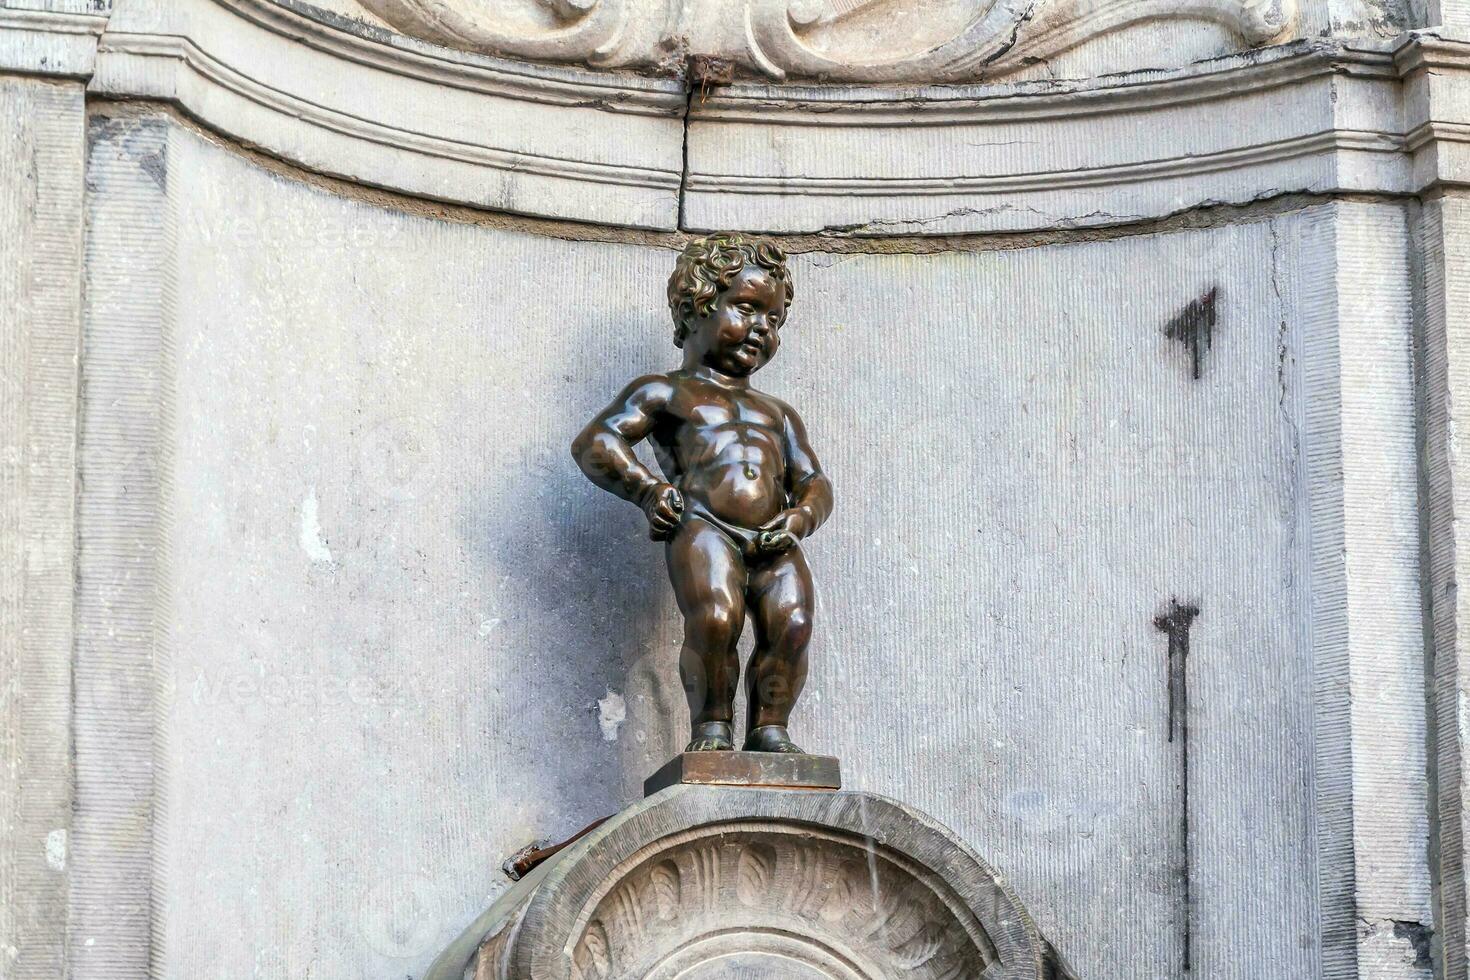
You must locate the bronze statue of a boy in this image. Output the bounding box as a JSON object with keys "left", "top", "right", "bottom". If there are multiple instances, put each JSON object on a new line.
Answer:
{"left": 572, "top": 233, "right": 833, "bottom": 754}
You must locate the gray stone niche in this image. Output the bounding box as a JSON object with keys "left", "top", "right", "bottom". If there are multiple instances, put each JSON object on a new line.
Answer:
{"left": 426, "top": 781, "right": 1071, "bottom": 980}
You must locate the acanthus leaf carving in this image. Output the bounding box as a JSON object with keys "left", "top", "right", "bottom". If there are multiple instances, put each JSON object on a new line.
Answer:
{"left": 647, "top": 859, "right": 681, "bottom": 920}
{"left": 972, "top": 0, "right": 1295, "bottom": 76}
{"left": 571, "top": 919, "right": 611, "bottom": 980}
{"left": 734, "top": 841, "right": 778, "bottom": 906}
{"left": 565, "top": 829, "right": 1000, "bottom": 979}
{"left": 455, "top": 790, "right": 1054, "bottom": 980}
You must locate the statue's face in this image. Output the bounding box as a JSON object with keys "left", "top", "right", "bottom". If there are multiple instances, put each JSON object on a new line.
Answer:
{"left": 684, "top": 266, "right": 788, "bottom": 377}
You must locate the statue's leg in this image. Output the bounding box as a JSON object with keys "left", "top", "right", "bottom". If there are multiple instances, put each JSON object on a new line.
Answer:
{"left": 743, "top": 546, "right": 813, "bottom": 753}
{"left": 666, "top": 517, "right": 747, "bottom": 751}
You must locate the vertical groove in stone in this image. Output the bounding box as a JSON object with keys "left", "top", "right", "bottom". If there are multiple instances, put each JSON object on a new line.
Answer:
{"left": 1419, "top": 193, "right": 1470, "bottom": 980}
{"left": 148, "top": 132, "right": 180, "bottom": 980}
{"left": 0, "top": 76, "right": 85, "bottom": 980}
{"left": 69, "top": 112, "right": 173, "bottom": 979}
{"left": 1294, "top": 203, "right": 1361, "bottom": 979}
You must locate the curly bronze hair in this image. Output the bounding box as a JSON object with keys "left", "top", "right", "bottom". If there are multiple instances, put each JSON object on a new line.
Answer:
{"left": 666, "top": 232, "right": 794, "bottom": 347}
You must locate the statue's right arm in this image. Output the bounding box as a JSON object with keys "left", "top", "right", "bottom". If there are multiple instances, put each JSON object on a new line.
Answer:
{"left": 570, "top": 375, "right": 673, "bottom": 508}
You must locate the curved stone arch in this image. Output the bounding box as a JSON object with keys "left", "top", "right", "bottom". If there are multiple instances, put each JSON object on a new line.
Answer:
{"left": 84, "top": 0, "right": 1420, "bottom": 237}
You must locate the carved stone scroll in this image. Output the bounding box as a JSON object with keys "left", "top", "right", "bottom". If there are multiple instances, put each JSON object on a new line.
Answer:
{"left": 355, "top": 0, "right": 1298, "bottom": 82}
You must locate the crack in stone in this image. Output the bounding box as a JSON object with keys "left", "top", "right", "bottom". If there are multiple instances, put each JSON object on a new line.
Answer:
{"left": 676, "top": 75, "right": 694, "bottom": 231}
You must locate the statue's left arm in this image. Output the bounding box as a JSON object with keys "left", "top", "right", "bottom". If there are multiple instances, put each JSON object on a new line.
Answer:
{"left": 770, "top": 405, "right": 833, "bottom": 543}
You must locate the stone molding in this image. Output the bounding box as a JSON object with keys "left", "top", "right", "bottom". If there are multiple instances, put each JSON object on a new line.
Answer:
{"left": 427, "top": 785, "right": 1056, "bottom": 980}
{"left": 0, "top": 6, "right": 105, "bottom": 77}
{"left": 1398, "top": 35, "right": 1470, "bottom": 191}
{"left": 1, "top": 1, "right": 1469, "bottom": 231}
{"left": 89, "top": 0, "right": 687, "bottom": 230}
{"left": 682, "top": 40, "right": 1412, "bottom": 233}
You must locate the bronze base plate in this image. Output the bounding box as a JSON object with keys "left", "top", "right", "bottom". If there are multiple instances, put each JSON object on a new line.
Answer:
{"left": 644, "top": 751, "right": 842, "bottom": 797}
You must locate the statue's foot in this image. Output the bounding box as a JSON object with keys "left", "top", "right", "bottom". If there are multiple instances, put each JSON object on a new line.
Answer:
{"left": 685, "top": 721, "right": 734, "bottom": 753}
{"left": 743, "top": 725, "right": 804, "bottom": 754}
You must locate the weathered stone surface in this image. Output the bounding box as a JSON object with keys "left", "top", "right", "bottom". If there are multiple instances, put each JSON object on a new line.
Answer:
{"left": 431, "top": 784, "right": 1051, "bottom": 980}
{"left": 1295, "top": 200, "right": 1431, "bottom": 977}
{"left": 644, "top": 751, "right": 842, "bottom": 795}
{"left": 680, "top": 41, "right": 1428, "bottom": 236}
{"left": 70, "top": 109, "right": 172, "bottom": 980}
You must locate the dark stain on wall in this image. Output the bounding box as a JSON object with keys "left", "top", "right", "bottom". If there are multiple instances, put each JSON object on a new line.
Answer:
{"left": 1155, "top": 598, "right": 1201, "bottom": 971}
{"left": 1393, "top": 919, "right": 1434, "bottom": 970}
{"left": 1164, "top": 286, "right": 1219, "bottom": 380}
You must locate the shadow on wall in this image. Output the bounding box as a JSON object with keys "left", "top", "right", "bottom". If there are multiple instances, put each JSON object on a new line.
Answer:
{"left": 456, "top": 327, "right": 680, "bottom": 825}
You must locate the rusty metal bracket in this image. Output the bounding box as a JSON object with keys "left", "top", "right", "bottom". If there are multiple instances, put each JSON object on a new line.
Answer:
{"left": 502, "top": 815, "right": 612, "bottom": 881}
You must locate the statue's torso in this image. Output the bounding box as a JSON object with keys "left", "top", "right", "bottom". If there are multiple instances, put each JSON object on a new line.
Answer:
{"left": 649, "top": 374, "right": 789, "bottom": 529}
